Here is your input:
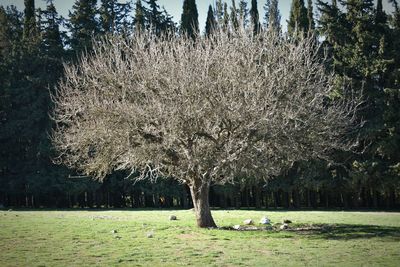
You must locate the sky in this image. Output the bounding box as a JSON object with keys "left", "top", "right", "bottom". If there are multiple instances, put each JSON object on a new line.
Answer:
{"left": 0, "top": 0, "right": 396, "bottom": 33}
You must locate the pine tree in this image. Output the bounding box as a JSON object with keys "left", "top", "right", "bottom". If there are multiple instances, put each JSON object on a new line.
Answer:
{"left": 318, "top": 0, "right": 397, "bottom": 205}
{"left": 99, "top": 0, "right": 115, "bottom": 33}
{"left": 68, "top": 0, "right": 99, "bottom": 53}
{"left": 373, "top": 0, "right": 400, "bottom": 198}
{"left": 160, "top": 6, "right": 176, "bottom": 33}
{"left": 250, "top": 0, "right": 261, "bottom": 34}
{"left": 287, "top": 0, "right": 308, "bottom": 38}
{"left": 317, "top": 0, "right": 345, "bottom": 46}
{"left": 145, "top": 0, "right": 162, "bottom": 35}
{"left": 205, "top": 4, "right": 216, "bottom": 36}
{"left": 39, "top": 0, "right": 64, "bottom": 57}
{"left": 134, "top": 0, "right": 145, "bottom": 32}
{"left": 181, "top": 0, "right": 199, "bottom": 39}
{"left": 99, "top": 0, "right": 133, "bottom": 35}
{"left": 144, "top": 0, "right": 175, "bottom": 35}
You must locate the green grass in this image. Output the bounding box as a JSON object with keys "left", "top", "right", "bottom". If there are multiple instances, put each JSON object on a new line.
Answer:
{"left": 1, "top": 209, "right": 400, "bottom": 266}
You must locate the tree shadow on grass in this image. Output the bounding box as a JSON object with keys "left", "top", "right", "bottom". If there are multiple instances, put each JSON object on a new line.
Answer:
{"left": 218, "top": 223, "right": 400, "bottom": 241}
{"left": 288, "top": 223, "right": 400, "bottom": 241}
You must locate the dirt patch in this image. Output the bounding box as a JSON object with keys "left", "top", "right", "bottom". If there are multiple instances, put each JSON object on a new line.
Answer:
{"left": 177, "top": 233, "right": 198, "bottom": 239}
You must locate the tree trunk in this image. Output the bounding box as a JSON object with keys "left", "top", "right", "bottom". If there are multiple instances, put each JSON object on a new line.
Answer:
{"left": 219, "top": 194, "right": 227, "bottom": 209}
{"left": 235, "top": 191, "right": 241, "bottom": 209}
{"left": 372, "top": 189, "right": 378, "bottom": 208}
{"left": 189, "top": 180, "right": 217, "bottom": 228}
{"left": 307, "top": 189, "right": 312, "bottom": 208}
{"left": 182, "top": 185, "right": 189, "bottom": 209}
{"left": 273, "top": 192, "right": 278, "bottom": 208}
{"left": 254, "top": 186, "right": 261, "bottom": 209}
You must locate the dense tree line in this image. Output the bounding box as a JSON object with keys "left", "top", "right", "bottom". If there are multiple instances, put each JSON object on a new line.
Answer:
{"left": 0, "top": 0, "right": 399, "bottom": 209}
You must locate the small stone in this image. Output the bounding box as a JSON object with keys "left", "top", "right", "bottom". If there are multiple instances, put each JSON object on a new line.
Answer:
{"left": 259, "top": 217, "right": 271, "bottom": 224}
{"left": 265, "top": 225, "right": 273, "bottom": 230}
{"left": 111, "top": 229, "right": 118, "bottom": 234}
{"left": 280, "top": 223, "right": 289, "bottom": 230}
{"left": 283, "top": 219, "right": 292, "bottom": 224}
{"left": 243, "top": 219, "right": 253, "bottom": 225}
{"left": 169, "top": 215, "right": 177, "bottom": 220}
{"left": 233, "top": 225, "right": 241, "bottom": 230}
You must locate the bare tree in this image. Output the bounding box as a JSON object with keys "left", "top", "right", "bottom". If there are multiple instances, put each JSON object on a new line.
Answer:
{"left": 52, "top": 29, "right": 359, "bottom": 228}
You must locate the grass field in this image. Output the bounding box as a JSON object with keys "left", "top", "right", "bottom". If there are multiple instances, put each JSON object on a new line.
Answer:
{"left": 1, "top": 209, "right": 400, "bottom": 266}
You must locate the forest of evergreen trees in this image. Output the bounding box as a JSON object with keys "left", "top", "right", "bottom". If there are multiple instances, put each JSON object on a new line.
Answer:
{"left": 0, "top": 0, "right": 399, "bottom": 210}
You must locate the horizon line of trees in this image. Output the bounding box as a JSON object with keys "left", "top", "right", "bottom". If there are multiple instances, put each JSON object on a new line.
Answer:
{"left": 0, "top": 0, "right": 399, "bottom": 210}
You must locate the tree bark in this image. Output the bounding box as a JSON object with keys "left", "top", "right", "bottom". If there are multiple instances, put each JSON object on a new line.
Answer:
{"left": 189, "top": 180, "right": 217, "bottom": 228}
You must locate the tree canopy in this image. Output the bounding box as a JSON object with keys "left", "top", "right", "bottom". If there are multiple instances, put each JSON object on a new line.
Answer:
{"left": 52, "top": 28, "right": 360, "bottom": 227}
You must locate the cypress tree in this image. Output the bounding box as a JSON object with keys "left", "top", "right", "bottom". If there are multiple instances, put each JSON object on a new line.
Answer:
{"left": 230, "top": 0, "right": 239, "bottom": 31}
{"left": 181, "top": 0, "right": 199, "bottom": 39}
{"left": 264, "top": 0, "right": 281, "bottom": 33}
{"left": 250, "top": 0, "right": 261, "bottom": 34}
{"left": 307, "top": 0, "right": 315, "bottom": 33}
{"left": 264, "top": 0, "right": 271, "bottom": 27}
{"left": 0, "top": 7, "right": 11, "bottom": 57}
{"left": 287, "top": 0, "right": 308, "bottom": 38}
{"left": 0, "top": 6, "right": 23, "bottom": 208}
{"left": 1, "top": 0, "right": 69, "bottom": 206}
{"left": 239, "top": 0, "right": 249, "bottom": 28}
{"left": 215, "top": 0, "right": 224, "bottom": 26}
{"left": 390, "top": 1, "right": 400, "bottom": 39}
{"left": 205, "top": 5, "right": 216, "bottom": 36}
{"left": 23, "top": 0, "right": 36, "bottom": 40}
{"left": 375, "top": 0, "right": 387, "bottom": 26}
{"left": 223, "top": 2, "right": 230, "bottom": 31}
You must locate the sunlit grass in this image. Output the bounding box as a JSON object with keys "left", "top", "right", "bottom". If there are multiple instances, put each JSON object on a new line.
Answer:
{"left": 1, "top": 209, "right": 399, "bottom": 266}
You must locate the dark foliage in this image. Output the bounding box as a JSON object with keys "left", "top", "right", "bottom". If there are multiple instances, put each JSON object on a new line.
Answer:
{"left": 0, "top": 0, "right": 399, "bottom": 210}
